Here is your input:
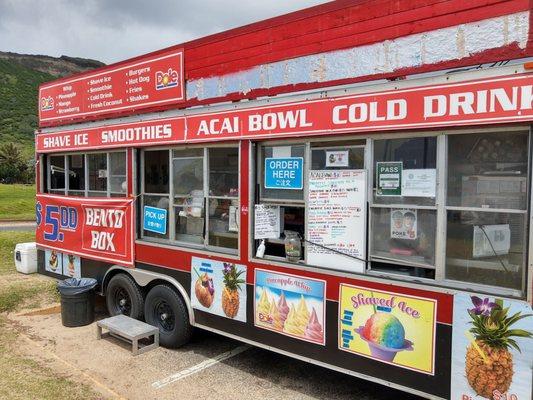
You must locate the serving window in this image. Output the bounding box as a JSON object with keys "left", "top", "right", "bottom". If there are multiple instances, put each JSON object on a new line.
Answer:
{"left": 251, "top": 128, "right": 530, "bottom": 297}
{"left": 140, "top": 145, "right": 239, "bottom": 254}
{"left": 46, "top": 151, "right": 127, "bottom": 197}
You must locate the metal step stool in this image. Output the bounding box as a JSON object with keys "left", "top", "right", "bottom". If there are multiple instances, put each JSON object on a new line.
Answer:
{"left": 96, "top": 314, "right": 159, "bottom": 355}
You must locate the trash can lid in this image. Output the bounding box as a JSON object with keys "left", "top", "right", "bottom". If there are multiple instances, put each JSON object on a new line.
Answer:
{"left": 57, "top": 278, "right": 97, "bottom": 295}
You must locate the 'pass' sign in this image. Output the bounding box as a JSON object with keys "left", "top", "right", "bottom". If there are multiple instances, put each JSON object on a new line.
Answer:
{"left": 264, "top": 157, "right": 303, "bottom": 190}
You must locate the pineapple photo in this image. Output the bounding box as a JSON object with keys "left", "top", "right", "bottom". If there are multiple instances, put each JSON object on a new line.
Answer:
{"left": 221, "top": 262, "right": 245, "bottom": 319}
{"left": 465, "top": 296, "right": 532, "bottom": 399}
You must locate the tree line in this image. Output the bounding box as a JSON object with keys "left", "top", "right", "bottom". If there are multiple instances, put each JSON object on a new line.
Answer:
{"left": 0, "top": 142, "right": 34, "bottom": 184}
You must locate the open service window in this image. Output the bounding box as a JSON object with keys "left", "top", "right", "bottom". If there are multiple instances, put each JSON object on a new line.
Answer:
{"left": 140, "top": 145, "right": 239, "bottom": 254}
{"left": 253, "top": 139, "right": 366, "bottom": 272}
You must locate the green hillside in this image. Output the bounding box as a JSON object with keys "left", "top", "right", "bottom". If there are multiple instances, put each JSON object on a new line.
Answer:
{"left": 0, "top": 60, "right": 54, "bottom": 157}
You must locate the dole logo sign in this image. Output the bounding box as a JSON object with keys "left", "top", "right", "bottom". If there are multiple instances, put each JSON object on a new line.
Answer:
{"left": 40, "top": 96, "right": 54, "bottom": 111}
{"left": 155, "top": 68, "right": 179, "bottom": 90}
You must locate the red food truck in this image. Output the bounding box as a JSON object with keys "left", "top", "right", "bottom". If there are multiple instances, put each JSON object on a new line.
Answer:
{"left": 34, "top": 1, "right": 533, "bottom": 399}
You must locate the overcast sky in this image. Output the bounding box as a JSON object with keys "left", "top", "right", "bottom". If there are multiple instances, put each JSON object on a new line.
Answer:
{"left": 0, "top": 0, "right": 327, "bottom": 64}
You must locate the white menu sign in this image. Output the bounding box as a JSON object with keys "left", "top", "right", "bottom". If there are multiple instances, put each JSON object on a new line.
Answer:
{"left": 254, "top": 204, "right": 281, "bottom": 239}
{"left": 307, "top": 170, "right": 367, "bottom": 273}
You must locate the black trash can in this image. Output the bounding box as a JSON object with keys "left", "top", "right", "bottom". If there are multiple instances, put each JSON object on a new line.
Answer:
{"left": 57, "top": 278, "right": 98, "bottom": 327}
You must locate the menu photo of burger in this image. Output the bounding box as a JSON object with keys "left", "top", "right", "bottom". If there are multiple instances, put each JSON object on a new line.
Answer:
{"left": 45, "top": 249, "right": 62, "bottom": 274}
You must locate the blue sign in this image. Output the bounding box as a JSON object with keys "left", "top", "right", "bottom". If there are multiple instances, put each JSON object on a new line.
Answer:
{"left": 264, "top": 157, "right": 303, "bottom": 190}
{"left": 143, "top": 206, "right": 167, "bottom": 235}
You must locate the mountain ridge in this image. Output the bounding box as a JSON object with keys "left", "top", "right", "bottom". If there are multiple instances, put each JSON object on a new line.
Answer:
{"left": 0, "top": 51, "right": 105, "bottom": 157}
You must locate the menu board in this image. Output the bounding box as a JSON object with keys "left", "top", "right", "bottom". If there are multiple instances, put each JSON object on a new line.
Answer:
{"left": 254, "top": 204, "right": 281, "bottom": 239}
{"left": 307, "top": 170, "right": 366, "bottom": 273}
{"left": 39, "top": 48, "right": 184, "bottom": 126}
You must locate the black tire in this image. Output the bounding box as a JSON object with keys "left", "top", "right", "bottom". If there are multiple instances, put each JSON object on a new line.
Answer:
{"left": 105, "top": 273, "right": 144, "bottom": 320}
{"left": 144, "top": 284, "right": 192, "bottom": 348}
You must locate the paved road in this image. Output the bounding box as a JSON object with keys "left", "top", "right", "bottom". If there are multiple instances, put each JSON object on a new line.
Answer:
{"left": 0, "top": 221, "right": 36, "bottom": 231}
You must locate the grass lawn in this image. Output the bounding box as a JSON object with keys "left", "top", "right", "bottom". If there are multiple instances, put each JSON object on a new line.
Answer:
{"left": 0, "top": 231, "right": 35, "bottom": 275}
{"left": 0, "top": 184, "right": 36, "bottom": 221}
{"left": 0, "top": 231, "right": 99, "bottom": 399}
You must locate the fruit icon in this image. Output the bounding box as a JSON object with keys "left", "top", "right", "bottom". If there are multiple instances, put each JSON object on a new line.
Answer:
{"left": 465, "top": 296, "right": 532, "bottom": 399}
{"left": 194, "top": 271, "right": 214, "bottom": 308}
{"left": 221, "top": 263, "right": 245, "bottom": 318}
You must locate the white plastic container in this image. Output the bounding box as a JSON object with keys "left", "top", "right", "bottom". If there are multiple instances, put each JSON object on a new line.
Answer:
{"left": 14, "top": 242, "right": 37, "bottom": 274}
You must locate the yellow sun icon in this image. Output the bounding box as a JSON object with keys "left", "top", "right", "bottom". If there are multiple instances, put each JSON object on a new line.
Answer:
{"left": 162, "top": 75, "right": 169, "bottom": 86}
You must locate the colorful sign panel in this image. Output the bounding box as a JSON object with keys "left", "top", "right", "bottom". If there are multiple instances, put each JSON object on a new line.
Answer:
{"left": 36, "top": 194, "right": 134, "bottom": 266}
{"left": 191, "top": 257, "right": 247, "bottom": 322}
{"left": 36, "top": 74, "right": 533, "bottom": 153}
{"left": 338, "top": 284, "right": 437, "bottom": 374}
{"left": 62, "top": 253, "right": 81, "bottom": 278}
{"left": 254, "top": 269, "right": 326, "bottom": 345}
{"left": 451, "top": 292, "right": 533, "bottom": 400}
{"left": 44, "top": 249, "right": 62, "bottom": 275}
{"left": 143, "top": 206, "right": 167, "bottom": 235}
{"left": 307, "top": 170, "right": 366, "bottom": 273}
{"left": 264, "top": 157, "right": 303, "bottom": 190}
{"left": 38, "top": 48, "right": 184, "bottom": 126}
{"left": 376, "top": 162, "right": 402, "bottom": 196}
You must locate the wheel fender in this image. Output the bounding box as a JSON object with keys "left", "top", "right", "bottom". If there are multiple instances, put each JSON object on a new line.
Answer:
{"left": 102, "top": 266, "right": 194, "bottom": 325}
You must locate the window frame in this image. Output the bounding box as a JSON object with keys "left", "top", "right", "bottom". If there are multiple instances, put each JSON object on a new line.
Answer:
{"left": 46, "top": 150, "right": 127, "bottom": 198}
{"left": 140, "top": 143, "right": 240, "bottom": 256}
{"left": 249, "top": 127, "right": 530, "bottom": 299}
{"left": 253, "top": 138, "right": 366, "bottom": 265}
{"left": 367, "top": 134, "right": 440, "bottom": 273}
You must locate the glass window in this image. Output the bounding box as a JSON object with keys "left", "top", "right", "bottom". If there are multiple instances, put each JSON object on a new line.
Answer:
{"left": 208, "top": 198, "right": 239, "bottom": 250}
{"left": 209, "top": 148, "right": 239, "bottom": 197}
{"left": 173, "top": 149, "right": 203, "bottom": 197}
{"left": 445, "top": 210, "right": 525, "bottom": 291}
{"left": 144, "top": 150, "right": 169, "bottom": 194}
{"left": 49, "top": 155, "right": 65, "bottom": 193}
{"left": 260, "top": 144, "right": 305, "bottom": 201}
{"left": 373, "top": 137, "right": 437, "bottom": 206}
{"left": 88, "top": 153, "right": 107, "bottom": 194}
{"left": 67, "top": 154, "right": 85, "bottom": 196}
{"left": 207, "top": 148, "right": 239, "bottom": 250}
{"left": 173, "top": 149, "right": 205, "bottom": 245}
{"left": 370, "top": 208, "right": 436, "bottom": 268}
{"left": 447, "top": 132, "right": 528, "bottom": 210}
{"left": 311, "top": 146, "right": 364, "bottom": 170}
{"left": 370, "top": 137, "right": 437, "bottom": 276}
{"left": 109, "top": 152, "right": 127, "bottom": 195}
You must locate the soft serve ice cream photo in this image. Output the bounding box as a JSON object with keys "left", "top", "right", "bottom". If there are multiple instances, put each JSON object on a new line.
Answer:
{"left": 339, "top": 284, "right": 437, "bottom": 374}
{"left": 254, "top": 269, "right": 326, "bottom": 345}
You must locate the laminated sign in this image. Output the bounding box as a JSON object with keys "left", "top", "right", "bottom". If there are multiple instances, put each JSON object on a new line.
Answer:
{"left": 376, "top": 162, "right": 402, "bottom": 196}
{"left": 36, "top": 194, "right": 134, "bottom": 266}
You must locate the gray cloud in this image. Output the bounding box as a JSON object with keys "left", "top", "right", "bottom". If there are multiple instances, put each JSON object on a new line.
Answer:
{"left": 0, "top": 0, "right": 326, "bottom": 64}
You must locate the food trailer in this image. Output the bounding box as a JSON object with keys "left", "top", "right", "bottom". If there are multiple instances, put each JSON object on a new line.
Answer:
{"left": 34, "top": 1, "right": 533, "bottom": 399}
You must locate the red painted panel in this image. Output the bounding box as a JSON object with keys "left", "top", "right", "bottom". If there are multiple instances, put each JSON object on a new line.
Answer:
{"left": 39, "top": 49, "right": 184, "bottom": 127}
{"left": 134, "top": 242, "right": 454, "bottom": 324}
{"left": 187, "top": 0, "right": 528, "bottom": 78}
{"left": 38, "top": 0, "right": 531, "bottom": 128}
{"left": 186, "top": 0, "right": 520, "bottom": 74}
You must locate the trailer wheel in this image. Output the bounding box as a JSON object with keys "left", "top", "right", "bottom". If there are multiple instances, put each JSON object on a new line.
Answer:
{"left": 144, "top": 284, "right": 192, "bottom": 348}
{"left": 106, "top": 273, "right": 144, "bottom": 320}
